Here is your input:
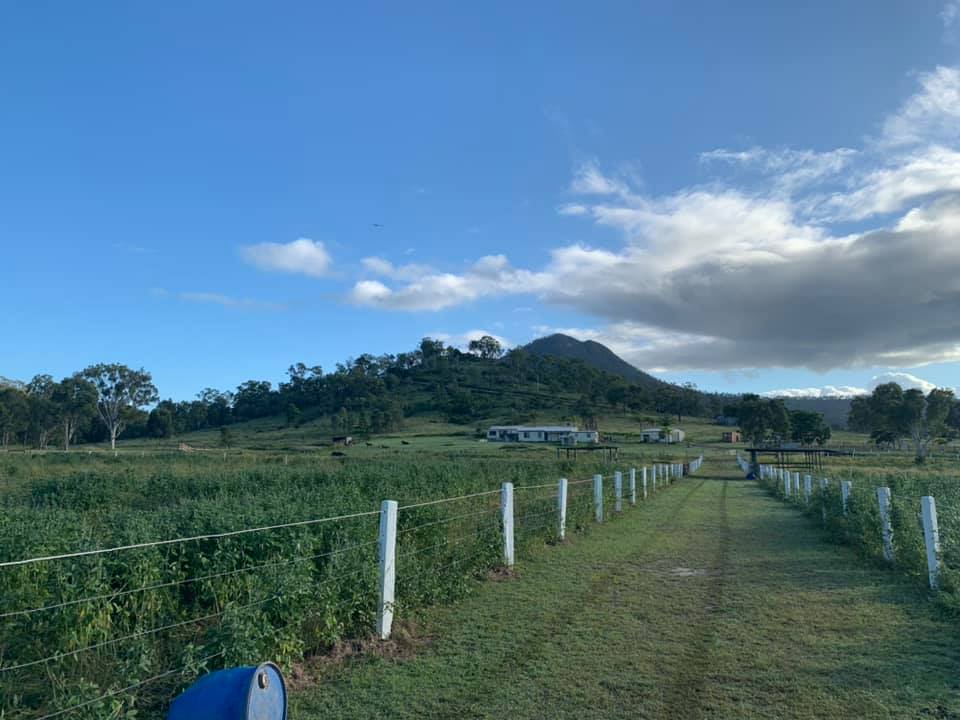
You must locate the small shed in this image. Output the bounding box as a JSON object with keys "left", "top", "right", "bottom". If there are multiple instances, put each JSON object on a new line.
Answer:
{"left": 722, "top": 430, "right": 743, "bottom": 443}
{"left": 332, "top": 435, "right": 354, "bottom": 447}
{"left": 641, "top": 428, "right": 685, "bottom": 444}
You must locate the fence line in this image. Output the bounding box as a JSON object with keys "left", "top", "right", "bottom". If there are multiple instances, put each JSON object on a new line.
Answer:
{"left": 749, "top": 459, "right": 951, "bottom": 596}
{"left": 0, "top": 539, "right": 380, "bottom": 619}
{"left": 4, "top": 454, "right": 704, "bottom": 718}
{"left": 0, "top": 509, "right": 382, "bottom": 568}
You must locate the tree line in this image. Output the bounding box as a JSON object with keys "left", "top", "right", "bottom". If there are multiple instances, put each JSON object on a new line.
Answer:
{"left": 0, "top": 336, "right": 734, "bottom": 450}
{"left": 723, "top": 395, "right": 833, "bottom": 446}
{"left": 848, "top": 383, "right": 960, "bottom": 462}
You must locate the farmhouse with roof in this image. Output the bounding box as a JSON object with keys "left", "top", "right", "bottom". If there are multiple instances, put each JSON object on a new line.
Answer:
{"left": 487, "top": 425, "right": 600, "bottom": 444}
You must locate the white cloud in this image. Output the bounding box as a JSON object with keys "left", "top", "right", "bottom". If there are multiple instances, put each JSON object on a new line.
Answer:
{"left": 240, "top": 238, "right": 332, "bottom": 277}
{"left": 351, "top": 280, "right": 392, "bottom": 305}
{"left": 823, "top": 145, "right": 960, "bottom": 220}
{"left": 762, "top": 372, "right": 947, "bottom": 399}
{"left": 867, "top": 372, "right": 943, "bottom": 394}
{"left": 346, "top": 64, "right": 960, "bottom": 373}
{"left": 880, "top": 66, "right": 960, "bottom": 147}
{"left": 761, "top": 386, "right": 868, "bottom": 399}
{"left": 700, "top": 146, "right": 857, "bottom": 194}
{"left": 349, "top": 255, "right": 550, "bottom": 311}
{"left": 569, "top": 161, "right": 628, "bottom": 195}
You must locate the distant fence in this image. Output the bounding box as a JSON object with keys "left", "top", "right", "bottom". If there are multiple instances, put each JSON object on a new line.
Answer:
{"left": 1, "top": 455, "right": 703, "bottom": 718}
{"left": 737, "top": 453, "right": 958, "bottom": 605}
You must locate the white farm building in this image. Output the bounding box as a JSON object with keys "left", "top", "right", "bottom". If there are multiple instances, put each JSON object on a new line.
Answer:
{"left": 487, "top": 425, "right": 600, "bottom": 444}
{"left": 640, "top": 428, "right": 685, "bottom": 444}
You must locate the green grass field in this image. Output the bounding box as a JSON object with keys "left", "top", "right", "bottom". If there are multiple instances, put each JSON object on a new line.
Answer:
{"left": 293, "top": 463, "right": 960, "bottom": 719}
{"left": 3, "top": 418, "right": 960, "bottom": 718}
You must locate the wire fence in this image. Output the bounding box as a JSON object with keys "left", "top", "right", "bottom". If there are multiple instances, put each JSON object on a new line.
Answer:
{"left": 748, "top": 457, "right": 959, "bottom": 611}
{"left": 1, "top": 455, "right": 703, "bottom": 718}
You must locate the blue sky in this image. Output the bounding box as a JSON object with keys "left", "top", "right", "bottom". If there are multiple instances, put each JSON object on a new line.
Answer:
{"left": 4, "top": 1, "right": 960, "bottom": 400}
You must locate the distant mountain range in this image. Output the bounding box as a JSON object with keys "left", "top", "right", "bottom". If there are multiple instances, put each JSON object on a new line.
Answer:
{"left": 523, "top": 334, "right": 668, "bottom": 391}
{"left": 779, "top": 397, "right": 852, "bottom": 428}
{"left": 0, "top": 375, "right": 24, "bottom": 390}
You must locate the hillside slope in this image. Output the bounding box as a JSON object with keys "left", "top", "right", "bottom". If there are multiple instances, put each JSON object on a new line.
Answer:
{"left": 524, "top": 334, "right": 666, "bottom": 390}
{"left": 781, "top": 397, "right": 852, "bottom": 428}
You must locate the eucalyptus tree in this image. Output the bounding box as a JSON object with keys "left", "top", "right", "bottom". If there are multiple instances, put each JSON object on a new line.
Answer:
{"left": 25, "top": 374, "right": 58, "bottom": 448}
{"left": 81, "top": 364, "right": 159, "bottom": 449}
{"left": 51, "top": 375, "right": 97, "bottom": 450}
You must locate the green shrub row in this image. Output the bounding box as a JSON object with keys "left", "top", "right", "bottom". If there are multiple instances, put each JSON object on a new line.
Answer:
{"left": 0, "top": 454, "right": 641, "bottom": 719}
{"left": 759, "top": 464, "right": 960, "bottom": 612}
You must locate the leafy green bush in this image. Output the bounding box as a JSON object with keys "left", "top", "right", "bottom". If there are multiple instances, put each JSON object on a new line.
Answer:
{"left": 758, "top": 461, "right": 960, "bottom": 612}
{"left": 0, "top": 452, "right": 622, "bottom": 717}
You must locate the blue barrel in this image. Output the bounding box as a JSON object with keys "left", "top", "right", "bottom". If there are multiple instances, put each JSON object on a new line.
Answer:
{"left": 168, "top": 662, "right": 286, "bottom": 720}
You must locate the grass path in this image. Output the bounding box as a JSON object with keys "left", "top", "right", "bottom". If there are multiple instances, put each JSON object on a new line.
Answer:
{"left": 292, "top": 463, "right": 960, "bottom": 719}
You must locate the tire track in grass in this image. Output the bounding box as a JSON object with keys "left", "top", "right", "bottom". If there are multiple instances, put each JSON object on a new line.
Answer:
{"left": 456, "top": 480, "right": 710, "bottom": 706}
{"left": 462, "top": 478, "right": 712, "bottom": 718}
{"left": 660, "top": 477, "right": 730, "bottom": 720}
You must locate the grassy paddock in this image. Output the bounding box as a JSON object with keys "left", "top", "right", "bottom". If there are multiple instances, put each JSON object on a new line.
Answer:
{"left": 0, "top": 445, "right": 699, "bottom": 718}
{"left": 294, "top": 466, "right": 960, "bottom": 719}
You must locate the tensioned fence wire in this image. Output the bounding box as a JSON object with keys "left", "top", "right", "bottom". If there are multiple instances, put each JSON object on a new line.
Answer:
{"left": 2, "top": 464, "right": 696, "bottom": 718}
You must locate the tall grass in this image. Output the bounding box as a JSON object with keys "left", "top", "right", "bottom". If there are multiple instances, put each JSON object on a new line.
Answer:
{"left": 0, "top": 452, "right": 611, "bottom": 718}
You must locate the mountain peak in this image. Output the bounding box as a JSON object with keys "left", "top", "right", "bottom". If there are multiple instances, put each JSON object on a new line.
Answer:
{"left": 523, "top": 334, "right": 665, "bottom": 389}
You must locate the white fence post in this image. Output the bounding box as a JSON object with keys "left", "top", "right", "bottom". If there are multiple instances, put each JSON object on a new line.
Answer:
{"left": 793, "top": 472, "right": 801, "bottom": 495}
{"left": 783, "top": 471, "right": 791, "bottom": 497}
{"left": 877, "top": 486, "right": 894, "bottom": 562}
{"left": 593, "top": 474, "right": 604, "bottom": 523}
{"left": 629, "top": 468, "right": 637, "bottom": 506}
{"left": 652, "top": 465, "right": 657, "bottom": 492}
{"left": 841, "top": 480, "right": 851, "bottom": 516}
{"left": 921, "top": 496, "right": 941, "bottom": 590}
{"left": 377, "top": 499, "right": 398, "bottom": 640}
{"left": 820, "top": 478, "right": 829, "bottom": 526}
{"left": 558, "top": 477, "right": 568, "bottom": 541}
{"left": 501, "top": 482, "right": 515, "bottom": 566}
{"left": 803, "top": 475, "right": 812, "bottom": 505}
{"left": 642, "top": 467, "right": 648, "bottom": 499}
{"left": 614, "top": 471, "right": 623, "bottom": 513}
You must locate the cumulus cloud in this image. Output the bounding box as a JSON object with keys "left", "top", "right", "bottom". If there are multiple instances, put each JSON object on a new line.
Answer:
{"left": 762, "top": 372, "right": 947, "bottom": 399}
{"left": 880, "top": 66, "right": 960, "bottom": 147}
{"left": 868, "top": 372, "right": 944, "bottom": 394}
{"left": 761, "top": 386, "right": 868, "bottom": 399}
{"left": 347, "top": 65, "right": 960, "bottom": 373}
{"left": 350, "top": 255, "right": 550, "bottom": 311}
{"left": 240, "top": 238, "right": 332, "bottom": 277}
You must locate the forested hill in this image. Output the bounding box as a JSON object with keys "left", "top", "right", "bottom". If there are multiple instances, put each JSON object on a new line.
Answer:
{"left": 781, "top": 397, "right": 853, "bottom": 428}
{"left": 0, "top": 335, "right": 731, "bottom": 449}
{"left": 524, "top": 334, "right": 667, "bottom": 391}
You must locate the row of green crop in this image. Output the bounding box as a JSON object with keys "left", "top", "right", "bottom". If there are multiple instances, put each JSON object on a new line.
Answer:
{"left": 758, "top": 463, "right": 960, "bottom": 612}
{"left": 0, "top": 454, "right": 687, "bottom": 719}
